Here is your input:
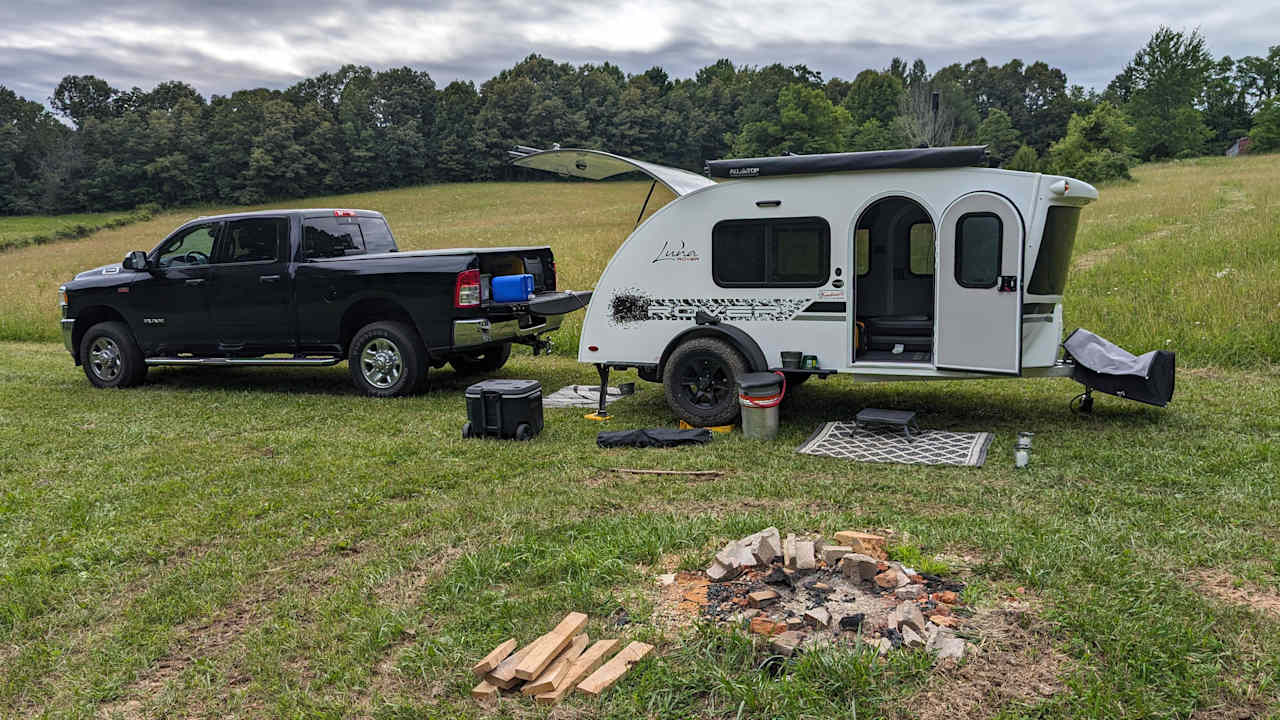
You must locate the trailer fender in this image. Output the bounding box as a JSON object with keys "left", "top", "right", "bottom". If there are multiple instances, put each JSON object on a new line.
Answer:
{"left": 658, "top": 323, "right": 769, "bottom": 377}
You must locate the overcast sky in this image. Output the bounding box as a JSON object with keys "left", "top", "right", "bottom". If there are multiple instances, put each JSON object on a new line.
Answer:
{"left": 2, "top": 0, "right": 1276, "bottom": 107}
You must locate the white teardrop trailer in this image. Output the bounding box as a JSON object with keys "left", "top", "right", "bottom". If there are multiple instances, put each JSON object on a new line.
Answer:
{"left": 511, "top": 146, "right": 1175, "bottom": 426}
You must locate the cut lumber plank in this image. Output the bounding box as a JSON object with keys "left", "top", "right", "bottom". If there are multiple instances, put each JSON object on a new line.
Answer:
{"left": 576, "top": 641, "right": 654, "bottom": 696}
{"left": 472, "top": 637, "right": 518, "bottom": 677}
{"left": 486, "top": 642, "right": 535, "bottom": 689}
{"left": 513, "top": 611, "right": 589, "bottom": 680}
{"left": 522, "top": 633, "right": 589, "bottom": 695}
{"left": 534, "top": 638, "right": 620, "bottom": 705}
{"left": 471, "top": 679, "right": 499, "bottom": 704}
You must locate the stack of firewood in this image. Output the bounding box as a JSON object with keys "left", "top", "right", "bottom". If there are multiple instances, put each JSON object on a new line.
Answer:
{"left": 470, "top": 612, "right": 653, "bottom": 706}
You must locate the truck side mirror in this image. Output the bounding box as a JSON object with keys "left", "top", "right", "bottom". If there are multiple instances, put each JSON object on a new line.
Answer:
{"left": 122, "top": 250, "right": 149, "bottom": 271}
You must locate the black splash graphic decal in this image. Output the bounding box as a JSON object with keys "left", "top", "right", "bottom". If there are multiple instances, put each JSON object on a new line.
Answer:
{"left": 610, "top": 289, "right": 653, "bottom": 324}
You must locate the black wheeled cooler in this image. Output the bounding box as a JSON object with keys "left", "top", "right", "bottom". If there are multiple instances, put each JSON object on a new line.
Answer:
{"left": 462, "top": 379, "right": 544, "bottom": 440}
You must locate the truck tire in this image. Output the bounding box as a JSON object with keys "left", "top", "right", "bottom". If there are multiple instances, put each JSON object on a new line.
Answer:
{"left": 349, "top": 321, "right": 427, "bottom": 397}
{"left": 80, "top": 321, "right": 148, "bottom": 388}
{"left": 662, "top": 336, "right": 747, "bottom": 427}
{"left": 450, "top": 342, "right": 512, "bottom": 374}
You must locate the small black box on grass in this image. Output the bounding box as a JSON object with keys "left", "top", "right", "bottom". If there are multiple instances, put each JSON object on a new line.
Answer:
{"left": 463, "top": 379, "right": 543, "bottom": 441}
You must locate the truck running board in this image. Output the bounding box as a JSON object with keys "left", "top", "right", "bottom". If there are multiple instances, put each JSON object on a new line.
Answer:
{"left": 145, "top": 356, "right": 342, "bottom": 367}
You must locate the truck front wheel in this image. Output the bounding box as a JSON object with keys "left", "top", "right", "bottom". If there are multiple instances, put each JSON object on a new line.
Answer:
{"left": 662, "top": 337, "right": 747, "bottom": 427}
{"left": 449, "top": 343, "right": 511, "bottom": 374}
{"left": 80, "top": 321, "right": 148, "bottom": 388}
{"left": 349, "top": 321, "right": 427, "bottom": 397}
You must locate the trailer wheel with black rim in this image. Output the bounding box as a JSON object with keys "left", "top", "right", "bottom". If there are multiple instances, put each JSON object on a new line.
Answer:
{"left": 449, "top": 342, "right": 512, "bottom": 374}
{"left": 662, "top": 336, "right": 747, "bottom": 427}
{"left": 80, "top": 321, "right": 148, "bottom": 388}
{"left": 349, "top": 321, "right": 427, "bottom": 397}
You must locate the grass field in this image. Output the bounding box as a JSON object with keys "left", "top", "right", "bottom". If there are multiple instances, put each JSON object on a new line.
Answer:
{"left": 0, "top": 210, "right": 152, "bottom": 253}
{"left": 1, "top": 157, "right": 1279, "bottom": 719}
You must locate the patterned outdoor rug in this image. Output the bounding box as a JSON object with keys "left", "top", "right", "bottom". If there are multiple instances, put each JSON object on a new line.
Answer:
{"left": 544, "top": 385, "right": 632, "bottom": 409}
{"left": 796, "top": 422, "right": 994, "bottom": 467}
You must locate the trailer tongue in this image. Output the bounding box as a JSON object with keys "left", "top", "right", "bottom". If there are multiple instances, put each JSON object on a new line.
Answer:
{"left": 1063, "top": 329, "right": 1176, "bottom": 410}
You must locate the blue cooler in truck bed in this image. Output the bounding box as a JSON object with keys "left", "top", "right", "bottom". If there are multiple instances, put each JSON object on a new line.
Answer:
{"left": 492, "top": 274, "right": 535, "bottom": 302}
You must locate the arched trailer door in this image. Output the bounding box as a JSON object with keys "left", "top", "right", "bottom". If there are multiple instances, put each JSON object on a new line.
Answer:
{"left": 935, "top": 192, "right": 1024, "bottom": 375}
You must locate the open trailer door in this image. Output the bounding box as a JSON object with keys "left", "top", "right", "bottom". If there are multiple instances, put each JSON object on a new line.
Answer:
{"left": 509, "top": 146, "right": 716, "bottom": 197}
{"left": 935, "top": 192, "right": 1024, "bottom": 375}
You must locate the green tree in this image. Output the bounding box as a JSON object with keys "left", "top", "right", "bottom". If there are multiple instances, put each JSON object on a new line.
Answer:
{"left": 731, "top": 83, "right": 852, "bottom": 156}
{"left": 49, "top": 75, "right": 117, "bottom": 128}
{"left": 1046, "top": 101, "right": 1135, "bottom": 182}
{"left": 1117, "top": 27, "right": 1213, "bottom": 159}
{"left": 846, "top": 118, "right": 907, "bottom": 151}
{"left": 1005, "top": 144, "right": 1040, "bottom": 172}
{"left": 1250, "top": 97, "right": 1280, "bottom": 151}
{"left": 977, "top": 108, "right": 1021, "bottom": 164}
{"left": 842, "top": 69, "right": 903, "bottom": 125}
{"left": 1202, "top": 56, "right": 1253, "bottom": 149}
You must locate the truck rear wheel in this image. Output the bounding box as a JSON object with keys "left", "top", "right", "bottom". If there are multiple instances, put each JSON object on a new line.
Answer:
{"left": 349, "top": 321, "right": 427, "bottom": 397}
{"left": 662, "top": 337, "right": 747, "bottom": 427}
{"left": 80, "top": 321, "right": 147, "bottom": 388}
{"left": 449, "top": 343, "right": 511, "bottom": 374}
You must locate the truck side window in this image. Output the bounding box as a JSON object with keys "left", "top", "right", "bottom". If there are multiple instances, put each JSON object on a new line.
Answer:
{"left": 219, "top": 217, "right": 288, "bottom": 263}
{"left": 955, "top": 213, "right": 1002, "bottom": 288}
{"left": 712, "top": 217, "right": 829, "bottom": 288}
{"left": 155, "top": 222, "right": 222, "bottom": 268}
{"left": 301, "top": 217, "right": 365, "bottom": 259}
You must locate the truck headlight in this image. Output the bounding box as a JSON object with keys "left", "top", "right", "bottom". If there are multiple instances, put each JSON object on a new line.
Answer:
{"left": 59, "top": 287, "right": 68, "bottom": 306}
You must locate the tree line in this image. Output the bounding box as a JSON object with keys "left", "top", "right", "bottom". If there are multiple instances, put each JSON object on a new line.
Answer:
{"left": 1, "top": 27, "right": 1277, "bottom": 215}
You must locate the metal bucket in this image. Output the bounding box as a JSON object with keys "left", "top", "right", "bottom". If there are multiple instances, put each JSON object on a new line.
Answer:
{"left": 738, "top": 372, "right": 784, "bottom": 441}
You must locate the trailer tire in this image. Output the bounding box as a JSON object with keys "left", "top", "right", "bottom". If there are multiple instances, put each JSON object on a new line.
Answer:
{"left": 662, "top": 337, "right": 747, "bottom": 427}
{"left": 349, "top": 321, "right": 427, "bottom": 397}
{"left": 449, "top": 342, "right": 512, "bottom": 374}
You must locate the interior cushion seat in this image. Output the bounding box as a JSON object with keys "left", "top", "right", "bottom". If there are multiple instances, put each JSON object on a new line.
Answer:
{"left": 862, "top": 314, "right": 933, "bottom": 335}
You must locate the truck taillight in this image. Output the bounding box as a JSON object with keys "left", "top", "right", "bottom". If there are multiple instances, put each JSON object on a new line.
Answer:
{"left": 333, "top": 209, "right": 356, "bottom": 217}
{"left": 454, "top": 269, "right": 481, "bottom": 308}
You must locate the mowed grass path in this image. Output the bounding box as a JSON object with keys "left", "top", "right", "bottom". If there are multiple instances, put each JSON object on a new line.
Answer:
{"left": 1, "top": 158, "right": 1278, "bottom": 718}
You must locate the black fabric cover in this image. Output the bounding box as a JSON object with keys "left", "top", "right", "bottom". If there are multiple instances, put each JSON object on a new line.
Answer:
{"left": 597, "top": 428, "right": 713, "bottom": 448}
{"left": 1063, "top": 329, "right": 1176, "bottom": 407}
{"left": 706, "top": 146, "right": 988, "bottom": 179}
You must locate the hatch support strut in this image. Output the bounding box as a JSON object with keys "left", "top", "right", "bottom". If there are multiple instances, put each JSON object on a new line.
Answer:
{"left": 634, "top": 180, "right": 657, "bottom": 228}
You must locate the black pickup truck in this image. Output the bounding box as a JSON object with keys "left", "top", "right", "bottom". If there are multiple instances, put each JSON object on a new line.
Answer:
{"left": 58, "top": 209, "right": 590, "bottom": 396}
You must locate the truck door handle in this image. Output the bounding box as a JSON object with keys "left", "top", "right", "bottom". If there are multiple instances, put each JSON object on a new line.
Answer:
{"left": 184, "top": 278, "right": 205, "bottom": 286}
{"left": 259, "top": 274, "right": 281, "bottom": 283}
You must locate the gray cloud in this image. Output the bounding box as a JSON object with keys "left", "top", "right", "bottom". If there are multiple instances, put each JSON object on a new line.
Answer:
{"left": 1, "top": 0, "right": 1275, "bottom": 107}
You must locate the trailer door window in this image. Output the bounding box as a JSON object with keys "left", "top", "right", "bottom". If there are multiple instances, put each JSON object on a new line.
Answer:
{"left": 855, "top": 228, "right": 870, "bottom": 276}
{"left": 955, "top": 213, "right": 1002, "bottom": 288}
{"left": 713, "top": 217, "right": 829, "bottom": 287}
{"left": 908, "top": 223, "right": 935, "bottom": 275}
